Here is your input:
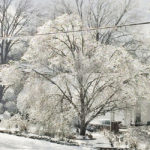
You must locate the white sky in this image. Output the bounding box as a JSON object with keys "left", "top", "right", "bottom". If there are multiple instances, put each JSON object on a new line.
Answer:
{"left": 32, "top": 0, "right": 150, "bottom": 19}
{"left": 136, "top": 0, "right": 150, "bottom": 38}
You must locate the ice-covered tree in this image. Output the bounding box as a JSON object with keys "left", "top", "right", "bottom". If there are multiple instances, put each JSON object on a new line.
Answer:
{"left": 21, "top": 14, "right": 148, "bottom": 136}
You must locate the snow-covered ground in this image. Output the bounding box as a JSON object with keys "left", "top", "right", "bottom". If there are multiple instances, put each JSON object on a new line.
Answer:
{"left": 0, "top": 133, "right": 90, "bottom": 150}
{"left": 0, "top": 132, "right": 112, "bottom": 150}
{"left": 75, "top": 133, "right": 111, "bottom": 148}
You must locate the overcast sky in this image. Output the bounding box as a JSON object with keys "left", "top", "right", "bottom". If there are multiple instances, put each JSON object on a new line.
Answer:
{"left": 136, "top": 0, "right": 150, "bottom": 38}
{"left": 32, "top": 0, "right": 150, "bottom": 20}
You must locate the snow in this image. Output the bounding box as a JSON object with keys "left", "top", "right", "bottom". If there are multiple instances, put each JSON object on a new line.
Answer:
{"left": 0, "top": 133, "right": 90, "bottom": 150}
{"left": 75, "top": 132, "right": 111, "bottom": 149}
{"left": 0, "top": 132, "right": 112, "bottom": 150}
{"left": 90, "top": 118, "right": 110, "bottom": 125}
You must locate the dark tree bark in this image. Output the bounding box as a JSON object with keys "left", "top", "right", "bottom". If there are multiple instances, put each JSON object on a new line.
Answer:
{"left": 80, "top": 98, "right": 87, "bottom": 135}
{"left": 0, "top": 85, "right": 4, "bottom": 102}
{"left": 80, "top": 123, "right": 86, "bottom": 136}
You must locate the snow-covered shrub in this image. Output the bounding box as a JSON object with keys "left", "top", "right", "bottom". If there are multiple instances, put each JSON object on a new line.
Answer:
{"left": 0, "top": 114, "right": 28, "bottom": 132}
{"left": 0, "top": 64, "right": 24, "bottom": 87}
{"left": 17, "top": 75, "right": 74, "bottom": 137}
{"left": 127, "top": 127, "right": 150, "bottom": 150}
{"left": 3, "top": 111, "right": 11, "bottom": 120}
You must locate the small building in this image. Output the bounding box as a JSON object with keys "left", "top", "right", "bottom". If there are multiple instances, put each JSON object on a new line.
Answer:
{"left": 90, "top": 99, "right": 150, "bottom": 128}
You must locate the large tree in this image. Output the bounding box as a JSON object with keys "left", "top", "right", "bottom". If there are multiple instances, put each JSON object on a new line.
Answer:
{"left": 21, "top": 14, "right": 146, "bottom": 136}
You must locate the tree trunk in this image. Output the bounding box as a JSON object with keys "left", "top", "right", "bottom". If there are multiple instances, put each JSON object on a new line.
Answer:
{"left": 79, "top": 113, "right": 87, "bottom": 136}
{"left": 0, "top": 40, "right": 11, "bottom": 64}
{"left": 79, "top": 78, "right": 87, "bottom": 136}
{"left": 0, "top": 85, "right": 4, "bottom": 102}
{"left": 80, "top": 121, "right": 86, "bottom": 136}
{"left": 1, "top": 40, "right": 4, "bottom": 64}
{"left": 80, "top": 104, "right": 87, "bottom": 136}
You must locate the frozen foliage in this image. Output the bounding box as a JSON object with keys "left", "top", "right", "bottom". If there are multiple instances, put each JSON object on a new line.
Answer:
{"left": 3, "top": 88, "right": 15, "bottom": 101}
{"left": 126, "top": 127, "right": 150, "bottom": 150}
{"left": 0, "top": 64, "right": 24, "bottom": 87}
{"left": 17, "top": 75, "right": 74, "bottom": 137}
{"left": 3, "top": 111, "right": 11, "bottom": 120}
{"left": 0, "top": 114, "right": 27, "bottom": 132}
{"left": 0, "top": 63, "right": 27, "bottom": 114}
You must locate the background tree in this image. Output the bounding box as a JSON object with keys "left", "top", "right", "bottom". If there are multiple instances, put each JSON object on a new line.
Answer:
{"left": 54, "top": 0, "right": 133, "bottom": 43}
{"left": 0, "top": 0, "right": 32, "bottom": 64}
{"left": 54, "top": 0, "right": 149, "bottom": 63}
{"left": 87, "top": 0, "right": 132, "bottom": 44}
